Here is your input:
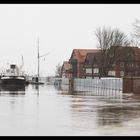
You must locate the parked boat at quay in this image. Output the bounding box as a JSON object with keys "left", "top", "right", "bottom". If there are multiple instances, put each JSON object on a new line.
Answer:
{"left": 0, "top": 64, "right": 26, "bottom": 88}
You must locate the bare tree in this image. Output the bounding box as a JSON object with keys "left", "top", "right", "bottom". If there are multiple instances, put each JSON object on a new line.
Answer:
{"left": 55, "top": 63, "right": 62, "bottom": 78}
{"left": 95, "top": 26, "right": 131, "bottom": 77}
{"left": 131, "top": 19, "right": 140, "bottom": 46}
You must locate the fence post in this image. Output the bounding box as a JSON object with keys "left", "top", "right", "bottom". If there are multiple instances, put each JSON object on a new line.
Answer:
{"left": 69, "top": 77, "right": 74, "bottom": 94}
{"left": 123, "top": 77, "right": 133, "bottom": 93}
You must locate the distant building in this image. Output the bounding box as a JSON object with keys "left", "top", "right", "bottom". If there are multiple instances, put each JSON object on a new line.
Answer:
{"left": 69, "top": 49, "right": 99, "bottom": 78}
{"left": 62, "top": 46, "right": 140, "bottom": 79}
{"left": 61, "top": 61, "right": 71, "bottom": 78}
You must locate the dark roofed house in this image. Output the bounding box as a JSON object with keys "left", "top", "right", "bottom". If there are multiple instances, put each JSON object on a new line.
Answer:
{"left": 65, "top": 46, "right": 140, "bottom": 79}
{"left": 115, "top": 46, "right": 140, "bottom": 77}
{"left": 69, "top": 49, "right": 99, "bottom": 78}
{"left": 103, "top": 46, "right": 140, "bottom": 77}
{"left": 83, "top": 53, "right": 99, "bottom": 78}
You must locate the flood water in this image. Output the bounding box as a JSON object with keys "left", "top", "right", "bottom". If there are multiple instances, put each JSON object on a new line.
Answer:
{"left": 0, "top": 84, "right": 140, "bottom": 136}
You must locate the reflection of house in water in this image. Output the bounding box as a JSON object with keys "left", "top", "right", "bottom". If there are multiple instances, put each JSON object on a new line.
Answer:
{"left": 68, "top": 94, "right": 140, "bottom": 129}
{"left": 97, "top": 102, "right": 140, "bottom": 126}
{"left": 54, "top": 84, "right": 62, "bottom": 91}
{"left": 0, "top": 89, "right": 25, "bottom": 96}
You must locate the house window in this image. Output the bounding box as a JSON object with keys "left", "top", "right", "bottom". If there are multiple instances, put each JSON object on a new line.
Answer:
{"left": 108, "top": 71, "right": 116, "bottom": 76}
{"left": 86, "top": 68, "right": 92, "bottom": 74}
{"left": 93, "top": 68, "right": 99, "bottom": 74}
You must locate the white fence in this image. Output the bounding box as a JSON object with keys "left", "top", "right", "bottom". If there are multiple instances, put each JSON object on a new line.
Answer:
{"left": 74, "top": 78, "right": 122, "bottom": 95}
{"left": 60, "top": 77, "right": 122, "bottom": 95}
{"left": 61, "top": 78, "right": 69, "bottom": 91}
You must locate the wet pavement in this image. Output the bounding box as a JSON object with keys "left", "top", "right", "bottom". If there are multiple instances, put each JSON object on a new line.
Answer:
{"left": 0, "top": 84, "right": 140, "bottom": 136}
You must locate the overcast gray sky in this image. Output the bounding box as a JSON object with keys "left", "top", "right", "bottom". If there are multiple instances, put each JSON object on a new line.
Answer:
{"left": 0, "top": 4, "right": 139, "bottom": 76}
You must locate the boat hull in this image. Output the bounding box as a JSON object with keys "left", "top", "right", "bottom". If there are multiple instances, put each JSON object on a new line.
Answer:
{"left": 0, "top": 76, "right": 26, "bottom": 86}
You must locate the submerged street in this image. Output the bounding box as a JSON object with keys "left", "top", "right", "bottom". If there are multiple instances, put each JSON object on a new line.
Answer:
{"left": 0, "top": 84, "right": 140, "bottom": 136}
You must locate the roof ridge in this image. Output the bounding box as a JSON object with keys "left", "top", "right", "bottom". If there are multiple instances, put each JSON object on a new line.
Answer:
{"left": 73, "top": 48, "right": 98, "bottom": 50}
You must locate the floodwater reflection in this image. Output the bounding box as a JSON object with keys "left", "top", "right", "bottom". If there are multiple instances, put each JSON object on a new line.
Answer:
{"left": 0, "top": 85, "right": 140, "bottom": 135}
{"left": 0, "top": 85, "right": 25, "bottom": 91}
{"left": 0, "top": 85, "right": 25, "bottom": 96}
{"left": 65, "top": 92, "right": 140, "bottom": 135}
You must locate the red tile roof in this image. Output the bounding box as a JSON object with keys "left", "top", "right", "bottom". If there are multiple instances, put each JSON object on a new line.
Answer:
{"left": 62, "top": 61, "right": 70, "bottom": 70}
{"left": 77, "top": 49, "right": 98, "bottom": 56}
{"left": 71, "top": 49, "right": 99, "bottom": 63}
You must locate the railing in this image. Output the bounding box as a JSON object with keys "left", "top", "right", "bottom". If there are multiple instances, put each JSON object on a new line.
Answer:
{"left": 74, "top": 78, "right": 122, "bottom": 95}
{"left": 60, "top": 77, "right": 122, "bottom": 96}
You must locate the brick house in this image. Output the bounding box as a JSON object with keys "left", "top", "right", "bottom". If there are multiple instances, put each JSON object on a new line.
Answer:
{"left": 69, "top": 49, "right": 99, "bottom": 78}
{"left": 83, "top": 53, "right": 99, "bottom": 78}
{"left": 82, "top": 46, "right": 140, "bottom": 78}
{"left": 112, "top": 46, "right": 140, "bottom": 77}
{"left": 62, "top": 46, "right": 140, "bottom": 79}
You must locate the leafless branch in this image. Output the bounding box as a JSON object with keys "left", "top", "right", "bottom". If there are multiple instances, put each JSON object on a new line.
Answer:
{"left": 95, "top": 26, "right": 131, "bottom": 77}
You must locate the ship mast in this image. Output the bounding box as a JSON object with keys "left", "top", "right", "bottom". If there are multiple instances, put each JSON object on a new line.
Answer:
{"left": 37, "top": 38, "right": 49, "bottom": 82}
